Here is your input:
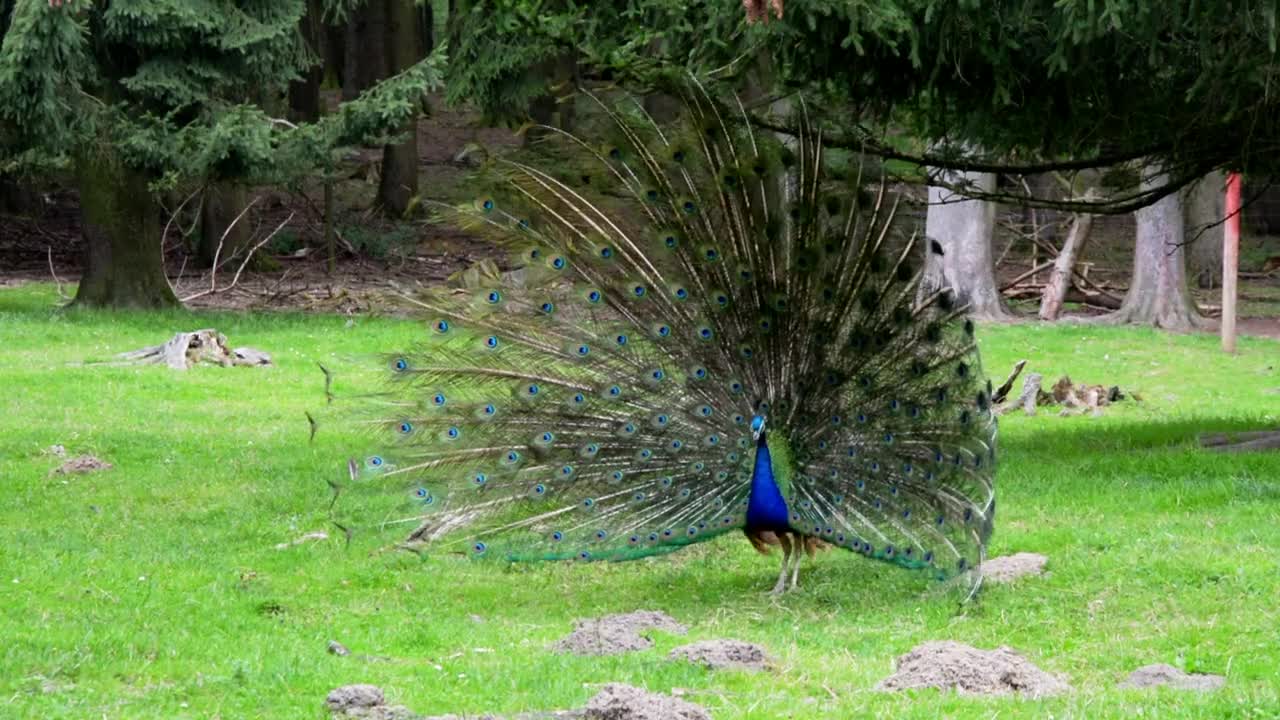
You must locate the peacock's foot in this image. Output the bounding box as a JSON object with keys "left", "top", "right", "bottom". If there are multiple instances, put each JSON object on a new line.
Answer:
{"left": 768, "top": 580, "right": 788, "bottom": 595}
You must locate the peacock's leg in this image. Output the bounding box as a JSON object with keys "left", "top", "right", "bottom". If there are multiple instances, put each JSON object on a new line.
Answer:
{"left": 788, "top": 534, "right": 805, "bottom": 590}
{"left": 769, "top": 532, "right": 793, "bottom": 595}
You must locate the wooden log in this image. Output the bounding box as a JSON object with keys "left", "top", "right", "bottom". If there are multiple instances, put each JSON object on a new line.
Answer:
{"left": 1040, "top": 204, "right": 1096, "bottom": 320}
{"left": 991, "top": 360, "right": 1028, "bottom": 405}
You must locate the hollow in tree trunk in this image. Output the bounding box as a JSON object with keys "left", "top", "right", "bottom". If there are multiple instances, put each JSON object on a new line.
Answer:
{"left": 378, "top": 0, "right": 420, "bottom": 217}
{"left": 73, "top": 156, "right": 178, "bottom": 308}
{"left": 923, "top": 169, "right": 1011, "bottom": 321}
{"left": 1099, "top": 170, "right": 1207, "bottom": 330}
{"left": 1185, "top": 170, "right": 1225, "bottom": 290}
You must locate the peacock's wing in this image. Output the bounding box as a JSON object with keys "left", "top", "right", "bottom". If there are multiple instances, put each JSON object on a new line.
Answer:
{"left": 349, "top": 83, "right": 790, "bottom": 562}
{"left": 360, "top": 282, "right": 758, "bottom": 561}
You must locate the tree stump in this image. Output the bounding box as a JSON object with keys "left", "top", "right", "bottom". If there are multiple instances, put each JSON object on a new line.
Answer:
{"left": 113, "top": 329, "right": 272, "bottom": 370}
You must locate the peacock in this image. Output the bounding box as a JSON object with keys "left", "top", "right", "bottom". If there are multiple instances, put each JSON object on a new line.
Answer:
{"left": 343, "top": 79, "right": 997, "bottom": 595}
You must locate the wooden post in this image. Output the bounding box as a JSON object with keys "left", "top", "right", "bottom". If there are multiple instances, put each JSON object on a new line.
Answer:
{"left": 1222, "top": 172, "right": 1241, "bottom": 353}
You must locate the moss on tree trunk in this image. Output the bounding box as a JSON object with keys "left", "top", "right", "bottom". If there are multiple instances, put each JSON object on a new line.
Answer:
{"left": 73, "top": 156, "right": 178, "bottom": 308}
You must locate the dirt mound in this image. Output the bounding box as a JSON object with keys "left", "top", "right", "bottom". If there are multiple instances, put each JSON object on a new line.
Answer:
{"left": 583, "top": 684, "right": 709, "bottom": 720}
{"left": 1119, "top": 664, "right": 1225, "bottom": 691}
{"left": 668, "top": 639, "right": 771, "bottom": 672}
{"left": 51, "top": 455, "right": 113, "bottom": 476}
{"left": 879, "top": 641, "right": 1071, "bottom": 698}
{"left": 326, "top": 684, "right": 419, "bottom": 719}
{"left": 334, "top": 682, "right": 704, "bottom": 720}
{"left": 982, "top": 553, "right": 1048, "bottom": 583}
{"left": 553, "top": 611, "right": 688, "bottom": 656}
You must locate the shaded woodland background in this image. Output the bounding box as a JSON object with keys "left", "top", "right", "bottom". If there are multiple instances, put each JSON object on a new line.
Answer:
{"left": 2, "top": 0, "right": 1279, "bottom": 330}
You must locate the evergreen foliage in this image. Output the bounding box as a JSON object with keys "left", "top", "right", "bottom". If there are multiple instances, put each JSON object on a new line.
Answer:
{"left": 763, "top": 1, "right": 1280, "bottom": 205}
{"left": 0, "top": 0, "right": 444, "bottom": 190}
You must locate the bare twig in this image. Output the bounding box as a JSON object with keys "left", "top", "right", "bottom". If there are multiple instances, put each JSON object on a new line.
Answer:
{"left": 181, "top": 212, "right": 294, "bottom": 302}
{"left": 47, "top": 246, "right": 69, "bottom": 300}
{"left": 160, "top": 184, "right": 206, "bottom": 297}
{"left": 1000, "top": 261, "right": 1056, "bottom": 291}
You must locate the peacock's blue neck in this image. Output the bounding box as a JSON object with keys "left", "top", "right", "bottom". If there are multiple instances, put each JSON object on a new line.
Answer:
{"left": 745, "top": 432, "right": 791, "bottom": 532}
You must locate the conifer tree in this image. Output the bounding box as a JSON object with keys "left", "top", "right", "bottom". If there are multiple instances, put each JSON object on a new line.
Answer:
{"left": 0, "top": 0, "right": 442, "bottom": 307}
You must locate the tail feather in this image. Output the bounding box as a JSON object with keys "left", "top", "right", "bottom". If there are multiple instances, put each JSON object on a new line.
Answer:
{"left": 338, "top": 77, "right": 996, "bottom": 583}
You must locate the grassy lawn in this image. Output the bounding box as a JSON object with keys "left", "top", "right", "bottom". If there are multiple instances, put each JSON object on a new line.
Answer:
{"left": 2, "top": 282, "right": 1279, "bottom": 719}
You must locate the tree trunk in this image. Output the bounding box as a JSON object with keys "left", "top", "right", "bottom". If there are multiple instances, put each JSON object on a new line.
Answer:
{"left": 343, "top": 0, "right": 390, "bottom": 100}
{"left": 1185, "top": 170, "right": 1225, "bottom": 290}
{"left": 525, "top": 52, "right": 578, "bottom": 146}
{"left": 378, "top": 0, "right": 420, "bottom": 217}
{"left": 924, "top": 169, "right": 1011, "bottom": 320}
{"left": 197, "top": 183, "right": 251, "bottom": 268}
{"left": 418, "top": 0, "right": 434, "bottom": 55}
{"left": 288, "top": 0, "right": 325, "bottom": 123}
{"left": 73, "top": 157, "right": 178, "bottom": 308}
{"left": 1100, "top": 170, "right": 1207, "bottom": 330}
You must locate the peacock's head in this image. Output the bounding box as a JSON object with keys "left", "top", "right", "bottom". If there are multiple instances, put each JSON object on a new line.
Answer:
{"left": 750, "top": 415, "right": 767, "bottom": 443}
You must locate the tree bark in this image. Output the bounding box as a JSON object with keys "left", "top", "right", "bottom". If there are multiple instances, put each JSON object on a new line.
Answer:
{"left": 288, "top": 0, "right": 325, "bottom": 123}
{"left": 343, "top": 0, "right": 390, "bottom": 100}
{"left": 1099, "top": 170, "right": 1207, "bottom": 329}
{"left": 924, "top": 169, "right": 1011, "bottom": 320}
{"left": 1185, "top": 170, "right": 1225, "bottom": 290}
{"left": 73, "top": 156, "right": 178, "bottom": 308}
{"left": 378, "top": 0, "right": 420, "bottom": 217}
{"left": 197, "top": 183, "right": 251, "bottom": 268}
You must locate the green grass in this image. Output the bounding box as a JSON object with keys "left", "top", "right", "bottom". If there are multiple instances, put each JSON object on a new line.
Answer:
{"left": 3, "top": 282, "right": 1279, "bottom": 719}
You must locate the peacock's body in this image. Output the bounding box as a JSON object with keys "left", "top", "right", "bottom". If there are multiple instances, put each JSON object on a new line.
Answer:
{"left": 347, "top": 80, "right": 997, "bottom": 594}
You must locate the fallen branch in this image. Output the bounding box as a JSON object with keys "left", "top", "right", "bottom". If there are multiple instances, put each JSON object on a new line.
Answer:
{"left": 47, "top": 246, "right": 69, "bottom": 301}
{"left": 1040, "top": 195, "right": 1097, "bottom": 320}
{"left": 999, "top": 261, "right": 1056, "bottom": 292}
{"left": 181, "top": 212, "right": 294, "bottom": 302}
{"left": 991, "top": 360, "right": 1028, "bottom": 405}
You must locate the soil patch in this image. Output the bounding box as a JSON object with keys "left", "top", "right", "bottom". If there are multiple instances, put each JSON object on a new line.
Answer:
{"left": 326, "top": 684, "right": 418, "bottom": 720}
{"left": 879, "top": 641, "right": 1071, "bottom": 698}
{"left": 51, "top": 455, "right": 113, "bottom": 476}
{"left": 582, "top": 684, "right": 709, "bottom": 720}
{"left": 553, "top": 611, "right": 687, "bottom": 656}
{"left": 668, "top": 639, "right": 771, "bottom": 672}
{"left": 332, "top": 683, "right": 706, "bottom": 720}
{"left": 982, "top": 553, "right": 1048, "bottom": 583}
{"left": 1118, "top": 664, "right": 1225, "bottom": 691}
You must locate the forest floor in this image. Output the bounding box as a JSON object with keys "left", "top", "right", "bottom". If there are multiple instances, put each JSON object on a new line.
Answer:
{"left": 2, "top": 282, "right": 1279, "bottom": 719}
{"left": 4, "top": 92, "right": 1280, "bottom": 329}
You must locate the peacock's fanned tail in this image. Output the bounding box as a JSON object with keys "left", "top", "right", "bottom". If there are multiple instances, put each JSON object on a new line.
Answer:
{"left": 345, "top": 78, "right": 996, "bottom": 581}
